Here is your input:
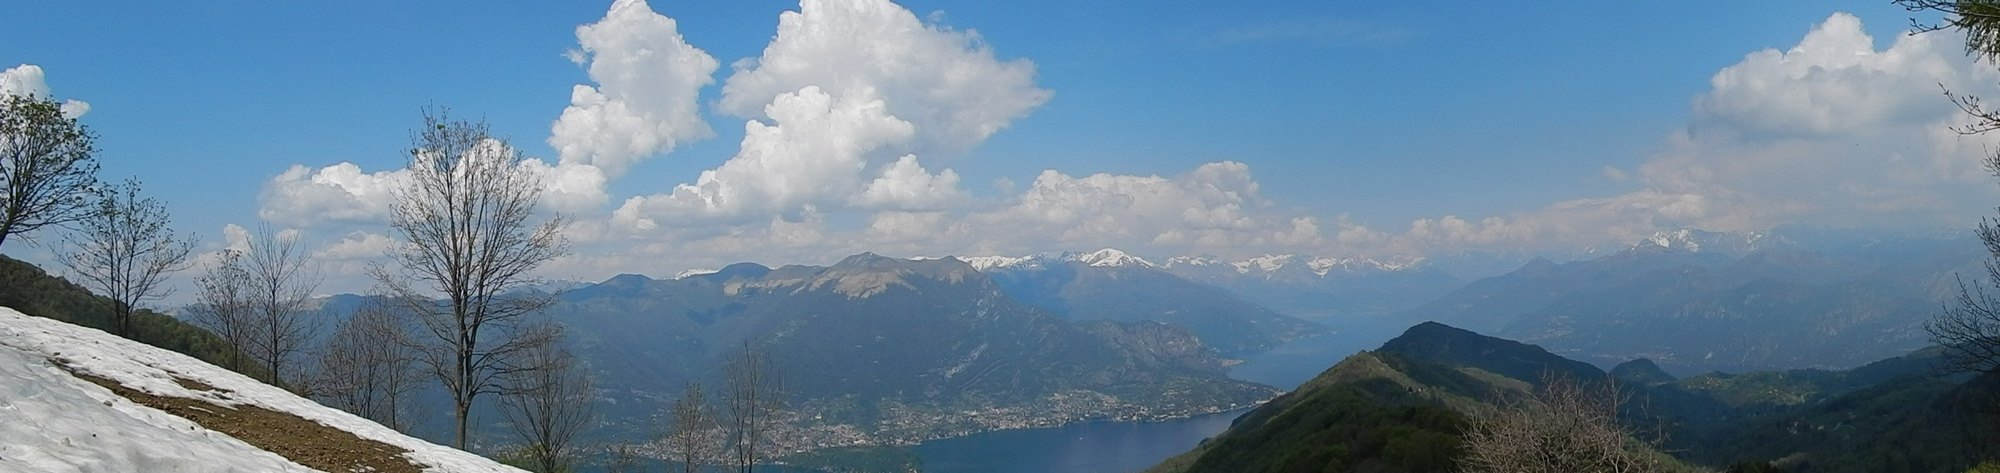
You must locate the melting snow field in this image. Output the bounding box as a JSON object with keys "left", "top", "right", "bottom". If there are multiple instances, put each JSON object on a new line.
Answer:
{"left": 0, "top": 306, "right": 524, "bottom": 473}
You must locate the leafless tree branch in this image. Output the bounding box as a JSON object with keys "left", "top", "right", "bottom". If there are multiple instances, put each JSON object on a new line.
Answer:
{"left": 496, "top": 324, "right": 595, "bottom": 473}
{"left": 370, "top": 108, "right": 569, "bottom": 449}
{"left": 56, "top": 178, "right": 193, "bottom": 337}
{"left": 1460, "top": 374, "right": 1675, "bottom": 473}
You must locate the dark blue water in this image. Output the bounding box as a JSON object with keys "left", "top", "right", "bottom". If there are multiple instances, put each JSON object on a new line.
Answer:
{"left": 910, "top": 318, "right": 1404, "bottom": 473}
{"left": 912, "top": 409, "right": 1244, "bottom": 473}
{"left": 1229, "top": 318, "right": 1405, "bottom": 389}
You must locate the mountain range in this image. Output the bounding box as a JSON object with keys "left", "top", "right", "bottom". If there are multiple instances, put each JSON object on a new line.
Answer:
{"left": 956, "top": 247, "right": 1463, "bottom": 322}
{"left": 256, "top": 226, "right": 2000, "bottom": 461}
{"left": 1399, "top": 230, "right": 1984, "bottom": 373}
{"left": 1150, "top": 320, "right": 1998, "bottom": 473}
{"left": 957, "top": 248, "right": 1327, "bottom": 353}
{"left": 539, "top": 253, "right": 1278, "bottom": 446}
{"left": 1157, "top": 253, "right": 1465, "bottom": 321}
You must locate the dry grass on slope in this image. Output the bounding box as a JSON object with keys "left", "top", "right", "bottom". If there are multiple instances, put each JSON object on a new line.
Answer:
{"left": 60, "top": 364, "right": 423, "bottom": 473}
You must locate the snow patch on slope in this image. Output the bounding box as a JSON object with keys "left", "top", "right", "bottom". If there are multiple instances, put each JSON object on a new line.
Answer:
{"left": 0, "top": 306, "right": 524, "bottom": 473}
{"left": 0, "top": 340, "right": 315, "bottom": 473}
{"left": 674, "top": 268, "right": 718, "bottom": 279}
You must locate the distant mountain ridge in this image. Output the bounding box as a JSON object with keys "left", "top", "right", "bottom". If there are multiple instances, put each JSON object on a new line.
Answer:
{"left": 952, "top": 248, "right": 1327, "bottom": 353}
{"left": 1150, "top": 321, "right": 1620, "bottom": 473}
{"left": 1157, "top": 252, "right": 1463, "bottom": 321}
{"left": 955, "top": 248, "right": 1428, "bottom": 279}
{"left": 1163, "top": 253, "right": 1426, "bottom": 276}
{"left": 403, "top": 253, "right": 1278, "bottom": 448}
{"left": 1401, "top": 231, "right": 1982, "bottom": 373}
{"left": 960, "top": 248, "right": 1160, "bottom": 270}
{"left": 1151, "top": 320, "right": 1995, "bottom": 473}
{"left": 1631, "top": 228, "right": 1791, "bottom": 255}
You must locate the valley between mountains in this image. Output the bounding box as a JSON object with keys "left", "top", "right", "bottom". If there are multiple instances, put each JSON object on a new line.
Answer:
{"left": 285, "top": 228, "right": 1993, "bottom": 459}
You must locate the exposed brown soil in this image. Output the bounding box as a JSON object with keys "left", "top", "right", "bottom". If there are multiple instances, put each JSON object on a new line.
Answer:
{"left": 60, "top": 365, "right": 423, "bottom": 473}
{"left": 172, "top": 376, "right": 227, "bottom": 394}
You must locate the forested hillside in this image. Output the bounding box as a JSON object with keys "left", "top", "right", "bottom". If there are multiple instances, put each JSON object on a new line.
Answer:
{"left": 1152, "top": 321, "right": 2000, "bottom": 473}
{"left": 0, "top": 254, "right": 255, "bottom": 378}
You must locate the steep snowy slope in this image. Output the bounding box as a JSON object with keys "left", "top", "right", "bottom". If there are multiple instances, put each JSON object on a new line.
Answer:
{"left": 0, "top": 306, "right": 523, "bottom": 473}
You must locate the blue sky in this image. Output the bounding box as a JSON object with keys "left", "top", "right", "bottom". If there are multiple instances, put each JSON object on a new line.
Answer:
{"left": 3, "top": 1, "right": 1994, "bottom": 292}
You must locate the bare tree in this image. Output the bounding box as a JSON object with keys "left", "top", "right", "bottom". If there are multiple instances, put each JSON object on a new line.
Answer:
{"left": 57, "top": 178, "right": 193, "bottom": 337}
{"left": 605, "top": 443, "right": 644, "bottom": 473}
{"left": 0, "top": 93, "right": 99, "bottom": 249}
{"left": 497, "top": 324, "right": 596, "bottom": 473}
{"left": 371, "top": 109, "right": 569, "bottom": 448}
{"left": 191, "top": 249, "right": 253, "bottom": 372}
{"left": 315, "top": 300, "right": 420, "bottom": 431}
{"left": 238, "top": 225, "right": 321, "bottom": 388}
{"left": 1906, "top": 0, "right": 2000, "bottom": 377}
{"left": 1931, "top": 272, "right": 2000, "bottom": 375}
{"left": 1459, "top": 375, "right": 1671, "bottom": 473}
{"left": 1898, "top": 1, "right": 2000, "bottom": 62}
{"left": 664, "top": 382, "right": 724, "bottom": 473}
{"left": 724, "top": 343, "right": 784, "bottom": 473}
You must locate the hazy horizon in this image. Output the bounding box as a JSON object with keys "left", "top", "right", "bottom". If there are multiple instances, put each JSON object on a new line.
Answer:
{"left": 5, "top": 1, "right": 1994, "bottom": 297}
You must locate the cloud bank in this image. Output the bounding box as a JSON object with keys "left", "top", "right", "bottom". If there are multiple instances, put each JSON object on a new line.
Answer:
{"left": 1329, "top": 12, "right": 2000, "bottom": 255}
{"left": 246, "top": 8, "right": 2000, "bottom": 290}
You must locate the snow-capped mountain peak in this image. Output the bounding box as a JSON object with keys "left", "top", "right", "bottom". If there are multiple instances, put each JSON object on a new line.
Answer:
{"left": 1164, "top": 255, "right": 1228, "bottom": 267}
{"left": 960, "top": 255, "right": 1030, "bottom": 271}
{"left": 1633, "top": 228, "right": 1782, "bottom": 255}
{"left": 1075, "top": 248, "right": 1156, "bottom": 268}
{"left": 963, "top": 249, "right": 1419, "bottom": 276}
{"left": 1216, "top": 253, "right": 1425, "bottom": 278}
{"left": 1305, "top": 257, "right": 1341, "bottom": 274}
{"left": 1645, "top": 229, "right": 1705, "bottom": 252}
{"left": 1235, "top": 254, "right": 1300, "bottom": 274}
{"left": 959, "top": 249, "right": 1157, "bottom": 270}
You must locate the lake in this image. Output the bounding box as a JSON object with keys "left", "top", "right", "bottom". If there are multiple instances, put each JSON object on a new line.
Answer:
{"left": 910, "top": 319, "right": 1405, "bottom": 473}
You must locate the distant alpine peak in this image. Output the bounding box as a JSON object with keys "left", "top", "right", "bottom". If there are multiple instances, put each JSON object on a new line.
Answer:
{"left": 1212, "top": 253, "right": 1424, "bottom": 276}
{"left": 1634, "top": 228, "right": 1780, "bottom": 254}
{"left": 1164, "top": 255, "right": 1228, "bottom": 267}
{"left": 1075, "top": 248, "right": 1156, "bottom": 268}
{"left": 958, "top": 248, "right": 1158, "bottom": 271}
{"left": 962, "top": 249, "right": 1421, "bottom": 274}
{"left": 1236, "top": 254, "right": 1301, "bottom": 273}
{"left": 959, "top": 255, "right": 1031, "bottom": 271}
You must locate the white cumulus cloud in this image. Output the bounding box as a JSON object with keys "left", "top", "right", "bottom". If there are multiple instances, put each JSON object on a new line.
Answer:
{"left": 854, "top": 155, "right": 968, "bottom": 210}
{"left": 1661, "top": 12, "right": 2000, "bottom": 229}
{"left": 718, "top": 0, "right": 1050, "bottom": 155}
{"left": 1, "top": 64, "right": 89, "bottom": 117}
{"left": 968, "top": 161, "right": 1322, "bottom": 254}
{"left": 613, "top": 86, "right": 919, "bottom": 226}
{"left": 1694, "top": 13, "right": 1967, "bottom": 139}
{"left": 1327, "top": 12, "right": 2000, "bottom": 256}
{"left": 258, "top": 163, "right": 407, "bottom": 227}
{"left": 261, "top": 138, "right": 607, "bottom": 230}
{"left": 549, "top": 0, "right": 718, "bottom": 177}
